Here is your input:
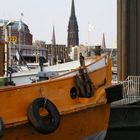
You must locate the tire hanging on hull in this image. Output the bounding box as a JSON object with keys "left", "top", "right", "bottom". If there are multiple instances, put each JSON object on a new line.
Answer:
{"left": 28, "top": 97, "right": 60, "bottom": 134}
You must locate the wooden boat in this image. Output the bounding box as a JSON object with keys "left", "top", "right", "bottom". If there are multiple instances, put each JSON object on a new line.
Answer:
{"left": 0, "top": 47, "right": 123, "bottom": 140}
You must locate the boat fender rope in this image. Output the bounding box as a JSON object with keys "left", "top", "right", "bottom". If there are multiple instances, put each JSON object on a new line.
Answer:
{"left": 43, "top": 98, "right": 47, "bottom": 107}
{"left": 0, "top": 117, "right": 4, "bottom": 137}
{"left": 28, "top": 97, "right": 60, "bottom": 134}
{"left": 75, "top": 70, "right": 94, "bottom": 98}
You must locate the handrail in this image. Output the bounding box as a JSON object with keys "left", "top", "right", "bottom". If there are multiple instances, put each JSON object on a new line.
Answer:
{"left": 112, "top": 76, "right": 140, "bottom": 105}
{"left": 50, "top": 53, "right": 108, "bottom": 80}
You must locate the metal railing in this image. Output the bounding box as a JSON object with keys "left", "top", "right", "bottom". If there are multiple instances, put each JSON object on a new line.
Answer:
{"left": 112, "top": 76, "right": 140, "bottom": 106}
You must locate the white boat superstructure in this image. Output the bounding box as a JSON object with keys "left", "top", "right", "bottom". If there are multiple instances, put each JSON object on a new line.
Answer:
{"left": 11, "top": 55, "right": 107, "bottom": 85}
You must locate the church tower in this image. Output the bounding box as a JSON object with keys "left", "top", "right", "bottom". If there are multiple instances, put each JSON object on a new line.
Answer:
{"left": 67, "top": 0, "right": 79, "bottom": 47}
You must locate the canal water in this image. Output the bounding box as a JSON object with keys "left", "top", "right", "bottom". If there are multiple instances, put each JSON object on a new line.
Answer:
{"left": 105, "top": 129, "right": 140, "bottom": 140}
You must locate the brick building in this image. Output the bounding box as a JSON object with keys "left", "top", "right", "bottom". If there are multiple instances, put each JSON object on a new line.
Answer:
{"left": 0, "top": 20, "right": 48, "bottom": 75}
{"left": 0, "top": 20, "right": 32, "bottom": 45}
{"left": 47, "top": 26, "right": 69, "bottom": 65}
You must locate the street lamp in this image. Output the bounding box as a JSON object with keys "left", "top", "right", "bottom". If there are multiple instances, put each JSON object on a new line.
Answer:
{"left": 3, "top": 20, "right": 15, "bottom": 77}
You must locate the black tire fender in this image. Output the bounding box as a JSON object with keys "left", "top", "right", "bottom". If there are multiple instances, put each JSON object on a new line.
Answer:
{"left": 0, "top": 117, "right": 4, "bottom": 137}
{"left": 28, "top": 98, "right": 60, "bottom": 134}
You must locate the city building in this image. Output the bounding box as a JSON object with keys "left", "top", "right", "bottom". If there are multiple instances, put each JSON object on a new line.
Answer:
{"left": 67, "top": 0, "right": 79, "bottom": 47}
{"left": 47, "top": 44, "right": 69, "bottom": 65}
{"left": 47, "top": 26, "right": 69, "bottom": 65}
{"left": 69, "top": 45, "right": 88, "bottom": 61}
{"left": 0, "top": 19, "right": 48, "bottom": 66}
{"left": 0, "top": 19, "right": 32, "bottom": 45}
{"left": 11, "top": 44, "right": 48, "bottom": 64}
{"left": 0, "top": 0, "right": 80, "bottom": 70}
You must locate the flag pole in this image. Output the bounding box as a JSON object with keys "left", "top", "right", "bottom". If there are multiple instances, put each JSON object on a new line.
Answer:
{"left": 18, "top": 13, "right": 24, "bottom": 64}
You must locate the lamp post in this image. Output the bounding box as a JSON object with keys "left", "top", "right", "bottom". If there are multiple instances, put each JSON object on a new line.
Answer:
{"left": 3, "top": 21, "right": 15, "bottom": 77}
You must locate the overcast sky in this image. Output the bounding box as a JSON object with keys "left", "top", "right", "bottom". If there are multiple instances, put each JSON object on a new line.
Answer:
{"left": 0, "top": 0, "right": 117, "bottom": 48}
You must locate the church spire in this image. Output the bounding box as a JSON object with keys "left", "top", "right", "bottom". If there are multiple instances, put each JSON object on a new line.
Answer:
{"left": 67, "top": 0, "right": 79, "bottom": 47}
{"left": 71, "top": 0, "right": 75, "bottom": 18}
{"left": 101, "top": 32, "right": 106, "bottom": 49}
{"left": 51, "top": 25, "right": 56, "bottom": 45}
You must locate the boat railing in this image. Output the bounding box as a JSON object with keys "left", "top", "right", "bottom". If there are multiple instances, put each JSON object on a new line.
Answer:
{"left": 112, "top": 76, "right": 140, "bottom": 106}
{"left": 50, "top": 53, "right": 109, "bottom": 80}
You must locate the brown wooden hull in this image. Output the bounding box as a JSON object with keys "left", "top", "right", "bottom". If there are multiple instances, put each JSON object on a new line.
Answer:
{"left": 0, "top": 54, "right": 112, "bottom": 139}
{"left": 1, "top": 104, "right": 110, "bottom": 140}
